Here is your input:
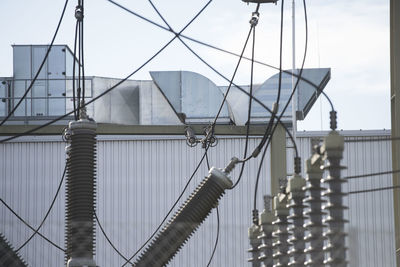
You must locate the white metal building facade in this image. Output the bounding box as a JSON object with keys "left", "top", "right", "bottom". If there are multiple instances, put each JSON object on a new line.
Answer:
{"left": 0, "top": 130, "right": 396, "bottom": 266}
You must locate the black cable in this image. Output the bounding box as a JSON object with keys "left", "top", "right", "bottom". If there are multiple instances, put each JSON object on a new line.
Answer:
{"left": 344, "top": 169, "right": 400, "bottom": 180}
{"left": 121, "top": 146, "right": 210, "bottom": 267}
{"left": 81, "top": 0, "right": 86, "bottom": 103}
{"left": 106, "top": 0, "right": 335, "bottom": 110}
{"left": 254, "top": 0, "right": 284, "bottom": 156}
{"left": 203, "top": 141, "right": 219, "bottom": 267}
{"left": 0, "top": 0, "right": 210, "bottom": 144}
{"left": 94, "top": 212, "right": 132, "bottom": 264}
{"left": 276, "top": 0, "right": 284, "bottom": 106}
{"left": 252, "top": 0, "right": 309, "bottom": 213}
{"left": 77, "top": 20, "right": 82, "bottom": 118}
{"left": 349, "top": 185, "right": 400, "bottom": 195}
{"left": 72, "top": 20, "right": 79, "bottom": 120}
{"left": 206, "top": 206, "right": 220, "bottom": 267}
{"left": 144, "top": 2, "right": 297, "bottom": 156}
{"left": 0, "top": 0, "right": 69, "bottom": 126}
{"left": 251, "top": 0, "right": 286, "bottom": 215}
{"left": 344, "top": 136, "right": 400, "bottom": 143}
{"left": 119, "top": 5, "right": 214, "bottom": 265}
{"left": 231, "top": 13, "right": 258, "bottom": 189}
{"left": 14, "top": 165, "right": 66, "bottom": 252}
{"left": 147, "top": 0, "right": 253, "bottom": 130}
{"left": 0, "top": 198, "right": 65, "bottom": 252}
{"left": 205, "top": 150, "right": 211, "bottom": 170}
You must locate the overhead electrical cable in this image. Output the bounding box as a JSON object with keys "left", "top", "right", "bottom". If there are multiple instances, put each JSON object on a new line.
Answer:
{"left": 118, "top": 3, "right": 216, "bottom": 265}
{"left": 72, "top": 20, "right": 79, "bottom": 120}
{"left": 14, "top": 165, "right": 66, "bottom": 253}
{"left": 204, "top": 146, "right": 220, "bottom": 267}
{"left": 231, "top": 6, "right": 259, "bottom": 189}
{"left": 0, "top": 0, "right": 212, "bottom": 144}
{"left": 146, "top": 0, "right": 259, "bottom": 189}
{"left": 0, "top": 0, "right": 69, "bottom": 126}
{"left": 344, "top": 136, "right": 400, "bottom": 142}
{"left": 141, "top": 1, "right": 297, "bottom": 156}
{"left": 348, "top": 185, "right": 400, "bottom": 195}
{"left": 206, "top": 206, "right": 220, "bottom": 267}
{"left": 0, "top": 198, "right": 65, "bottom": 252}
{"left": 252, "top": 0, "right": 286, "bottom": 215}
{"left": 106, "top": 0, "right": 333, "bottom": 109}
{"left": 253, "top": 0, "right": 309, "bottom": 214}
{"left": 344, "top": 169, "right": 400, "bottom": 180}
{"left": 94, "top": 212, "right": 132, "bottom": 264}
{"left": 147, "top": 0, "right": 253, "bottom": 130}
{"left": 121, "top": 146, "right": 210, "bottom": 266}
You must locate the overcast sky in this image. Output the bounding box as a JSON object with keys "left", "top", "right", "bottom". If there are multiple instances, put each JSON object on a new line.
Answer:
{"left": 0, "top": 0, "right": 390, "bottom": 131}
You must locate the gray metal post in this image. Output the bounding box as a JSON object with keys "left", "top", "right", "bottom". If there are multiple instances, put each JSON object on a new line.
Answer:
{"left": 270, "top": 124, "right": 287, "bottom": 196}
{"left": 286, "top": 173, "right": 306, "bottom": 266}
{"left": 321, "top": 131, "right": 347, "bottom": 266}
{"left": 390, "top": 0, "right": 400, "bottom": 264}
{"left": 272, "top": 189, "right": 289, "bottom": 266}
{"left": 304, "top": 153, "right": 325, "bottom": 266}
{"left": 258, "top": 196, "right": 275, "bottom": 267}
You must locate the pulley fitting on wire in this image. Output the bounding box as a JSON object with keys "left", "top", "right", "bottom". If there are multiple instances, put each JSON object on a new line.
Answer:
{"left": 184, "top": 126, "right": 218, "bottom": 148}
{"left": 75, "top": 4, "right": 83, "bottom": 21}
{"left": 249, "top": 12, "right": 260, "bottom": 26}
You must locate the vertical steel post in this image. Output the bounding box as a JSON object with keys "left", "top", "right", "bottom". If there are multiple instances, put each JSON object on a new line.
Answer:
{"left": 304, "top": 153, "right": 325, "bottom": 266}
{"left": 390, "top": 0, "right": 400, "bottom": 264}
{"left": 270, "top": 124, "right": 287, "bottom": 196}
{"left": 286, "top": 173, "right": 306, "bottom": 266}
{"left": 321, "top": 131, "right": 347, "bottom": 266}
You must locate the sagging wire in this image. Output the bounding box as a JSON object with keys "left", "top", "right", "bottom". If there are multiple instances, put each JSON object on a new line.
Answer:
{"left": 14, "top": 165, "right": 66, "bottom": 253}
{"left": 0, "top": 0, "right": 70, "bottom": 126}
{"left": 145, "top": 0, "right": 298, "bottom": 171}
{"left": 122, "top": 0, "right": 254, "bottom": 263}
{"left": 204, "top": 145, "right": 220, "bottom": 267}
{"left": 349, "top": 185, "right": 400, "bottom": 195}
{"left": 106, "top": 0, "right": 333, "bottom": 109}
{"left": 94, "top": 212, "right": 132, "bottom": 264}
{"left": 121, "top": 145, "right": 211, "bottom": 267}
{"left": 0, "top": 198, "right": 65, "bottom": 252}
{"left": 252, "top": 0, "right": 309, "bottom": 216}
{"left": 74, "top": 0, "right": 85, "bottom": 119}
{"left": 231, "top": 7, "right": 260, "bottom": 189}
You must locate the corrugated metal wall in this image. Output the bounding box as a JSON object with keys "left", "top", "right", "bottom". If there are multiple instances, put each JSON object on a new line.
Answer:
{"left": 0, "top": 131, "right": 396, "bottom": 266}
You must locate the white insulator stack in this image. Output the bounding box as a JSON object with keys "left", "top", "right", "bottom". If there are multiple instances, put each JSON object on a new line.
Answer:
{"left": 286, "top": 174, "right": 306, "bottom": 266}
{"left": 303, "top": 153, "right": 325, "bottom": 266}
{"left": 248, "top": 224, "right": 262, "bottom": 267}
{"left": 321, "top": 131, "right": 347, "bottom": 266}
{"left": 272, "top": 190, "right": 289, "bottom": 266}
{"left": 258, "top": 196, "right": 274, "bottom": 267}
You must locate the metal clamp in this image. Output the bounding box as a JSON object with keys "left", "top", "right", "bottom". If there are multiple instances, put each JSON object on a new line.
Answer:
{"left": 250, "top": 12, "right": 260, "bottom": 26}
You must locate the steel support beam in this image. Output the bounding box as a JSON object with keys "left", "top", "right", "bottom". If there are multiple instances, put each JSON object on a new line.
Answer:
{"left": 391, "top": 0, "right": 400, "bottom": 264}
{"left": 270, "top": 124, "right": 287, "bottom": 196}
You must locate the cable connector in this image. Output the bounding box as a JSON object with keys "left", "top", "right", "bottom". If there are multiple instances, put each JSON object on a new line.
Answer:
{"left": 252, "top": 209, "right": 259, "bottom": 225}
{"left": 330, "top": 110, "right": 337, "bottom": 131}
{"left": 249, "top": 12, "right": 259, "bottom": 26}
{"left": 223, "top": 157, "right": 239, "bottom": 174}
{"left": 75, "top": 5, "right": 84, "bottom": 21}
{"left": 294, "top": 156, "right": 301, "bottom": 174}
{"left": 272, "top": 102, "right": 279, "bottom": 114}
